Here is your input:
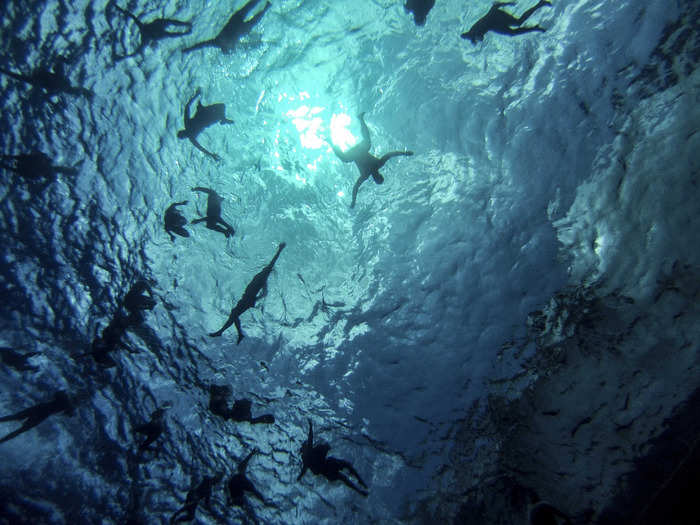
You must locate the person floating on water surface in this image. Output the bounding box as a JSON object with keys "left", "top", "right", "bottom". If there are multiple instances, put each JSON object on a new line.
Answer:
{"left": 183, "top": 0, "right": 271, "bottom": 54}
{"left": 177, "top": 89, "right": 234, "bottom": 161}
{"left": 112, "top": 4, "right": 192, "bottom": 60}
{"left": 190, "top": 188, "right": 235, "bottom": 238}
{"left": 0, "top": 151, "right": 78, "bottom": 189}
{"left": 298, "top": 419, "right": 369, "bottom": 496}
{"left": 227, "top": 449, "right": 271, "bottom": 522}
{"left": 0, "top": 59, "right": 93, "bottom": 98}
{"left": 170, "top": 472, "right": 223, "bottom": 524}
{"left": 404, "top": 0, "right": 436, "bottom": 27}
{"left": 329, "top": 112, "right": 413, "bottom": 208}
{"left": 208, "top": 385, "right": 275, "bottom": 424}
{"left": 0, "top": 390, "right": 74, "bottom": 444}
{"left": 134, "top": 407, "right": 167, "bottom": 453}
{"left": 164, "top": 201, "right": 190, "bottom": 241}
{"left": 461, "top": 1, "right": 552, "bottom": 44}
{"left": 209, "top": 243, "right": 286, "bottom": 343}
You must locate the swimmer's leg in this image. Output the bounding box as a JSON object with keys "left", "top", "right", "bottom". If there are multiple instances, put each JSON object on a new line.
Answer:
{"left": 350, "top": 175, "right": 367, "bottom": 208}
{"left": 337, "top": 472, "right": 368, "bottom": 496}
{"left": 251, "top": 414, "right": 275, "bottom": 424}
{"left": 217, "top": 219, "right": 235, "bottom": 236}
{"left": 182, "top": 39, "right": 218, "bottom": 53}
{"left": 207, "top": 223, "right": 232, "bottom": 236}
{"left": 0, "top": 415, "right": 44, "bottom": 444}
{"left": 209, "top": 313, "right": 236, "bottom": 337}
{"left": 517, "top": 1, "right": 552, "bottom": 25}
{"left": 234, "top": 317, "right": 244, "bottom": 344}
{"left": 493, "top": 26, "right": 545, "bottom": 36}
{"left": 191, "top": 217, "right": 207, "bottom": 224}
{"left": 236, "top": 0, "right": 265, "bottom": 24}
{"left": 358, "top": 113, "right": 372, "bottom": 152}
{"left": 241, "top": 1, "right": 271, "bottom": 33}
{"left": 377, "top": 150, "right": 414, "bottom": 169}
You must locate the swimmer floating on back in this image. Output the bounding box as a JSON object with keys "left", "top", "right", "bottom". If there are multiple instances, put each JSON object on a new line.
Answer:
{"left": 461, "top": 1, "right": 552, "bottom": 44}
{"left": 209, "top": 243, "right": 286, "bottom": 343}
{"left": 112, "top": 4, "right": 192, "bottom": 60}
{"left": 177, "top": 89, "right": 234, "bottom": 161}
{"left": 183, "top": 1, "right": 271, "bottom": 54}
{"left": 0, "top": 59, "right": 93, "bottom": 98}
{"left": 329, "top": 113, "right": 413, "bottom": 208}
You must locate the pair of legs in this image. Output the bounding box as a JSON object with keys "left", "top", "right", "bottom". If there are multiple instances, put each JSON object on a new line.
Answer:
{"left": 209, "top": 307, "right": 244, "bottom": 341}
{"left": 0, "top": 410, "right": 48, "bottom": 443}
{"left": 492, "top": 0, "right": 551, "bottom": 36}
{"left": 191, "top": 216, "right": 234, "bottom": 237}
{"left": 324, "top": 457, "right": 368, "bottom": 496}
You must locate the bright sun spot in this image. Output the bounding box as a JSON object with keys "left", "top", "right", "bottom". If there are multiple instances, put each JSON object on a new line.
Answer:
{"left": 330, "top": 113, "right": 357, "bottom": 152}
{"left": 286, "top": 105, "right": 325, "bottom": 149}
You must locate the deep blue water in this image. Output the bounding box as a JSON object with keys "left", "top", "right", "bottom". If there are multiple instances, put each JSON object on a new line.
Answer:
{"left": 1, "top": 0, "right": 698, "bottom": 523}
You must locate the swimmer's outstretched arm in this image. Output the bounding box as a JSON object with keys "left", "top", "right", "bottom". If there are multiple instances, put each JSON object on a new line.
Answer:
{"left": 241, "top": 1, "right": 272, "bottom": 33}
{"left": 239, "top": 449, "right": 256, "bottom": 474}
{"left": 494, "top": 2, "right": 516, "bottom": 7}
{"left": 114, "top": 5, "right": 144, "bottom": 28}
{"left": 184, "top": 89, "right": 201, "bottom": 122}
{"left": 192, "top": 186, "right": 215, "bottom": 195}
{"left": 0, "top": 68, "right": 32, "bottom": 84}
{"left": 189, "top": 138, "right": 220, "bottom": 161}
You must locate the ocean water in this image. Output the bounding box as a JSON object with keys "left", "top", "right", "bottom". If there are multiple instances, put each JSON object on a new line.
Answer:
{"left": 0, "top": 0, "right": 698, "bottom": 523}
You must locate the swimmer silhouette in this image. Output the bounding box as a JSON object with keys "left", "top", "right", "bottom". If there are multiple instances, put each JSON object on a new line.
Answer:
{"left": 298, "top": 419, "right": 368, "bottom": 496}
{"left": 123, "top": 279, "right": 157, "bottom": 317}
{"left": 0, "top": 390, "right": 73, "bottom": 444}
{"left": 0, "top": 59, "right": 93, "bottom": 98}
{"left": 405, "top": 0, "right": 436, "bottom": 26}
{"left": 113, "top": 5, "right": 192, "bottom": 60}
{"left": 529, "top": 501, "right": 572, "bottom": 525}
{"left": 461, "top": 1, "right": 552, "bottom": 44}
{"left": 170, "top": 472, "right": 223, "bottom": 524}
{"left": 177, "top": 89, "right": 234, "bottom": 161}
{"left": 134, "top": 408, "right": 167, "bottom": 453}
{"left": 183, "top": 1, "right": 271, "bottom": 54}
{"left": 0, "top": 347, "right": 40, "bottom": 372}
{"left": 329, "top": 113, "right": 413, "bottom": 208}
{"left": 191, "top": 188, "right": 235, "bottom": 238}
{"left": 164, "top": 201, "right": 190, "bottom": 241}
{"left": 227, "top": 449, "right": 271, "bottom": 523}
{"left": 208, "top": 385, "right": 275, "bottom": 424}
{"left": 84, "top": 281, "right": 156, "bottom": 367}
{"left": 209, "top": 243, "right": 286, "bottom": 342}
{"left": 1, "top": 151, "right": 78, "bottom": 188}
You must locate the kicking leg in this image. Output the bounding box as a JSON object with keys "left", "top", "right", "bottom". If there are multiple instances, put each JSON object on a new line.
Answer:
{"left": 517, "top": 1, "right": 551, "bottom": 25}
{"left": 377, "top": 150, "right": 414, "bottom": 169}
{"left": 350, "top": 174, "right": 368, "bottom": 208}
{"left": 337, "top": 472, "right": 368, "bottom": 496}
{"left": 358, "top": 113, "right": 372, "bottom": 152}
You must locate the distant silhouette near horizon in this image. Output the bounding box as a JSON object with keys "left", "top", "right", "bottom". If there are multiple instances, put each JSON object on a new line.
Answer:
{"left": 329, "top": 113, "right": 413, "bottom": 208}
{"left": 528, "top": 501, "right": 572, "bottom": 525}
{"left": 461, "top": 1, "right": 552, "bottom": 44}
{"left": 208, "top": 385, "right": 275, "bottom": 425}
{"left": 0, "top": 60, "right": 93, "bottom": 98}
{"left": 405, "top": 0, "right": 436, "bottom": 26}
{"left": 0, "top": 390, "right": 74, "bottom": 444}
{"left": 1, "top": 151, "right": 78, "bottom": 189}
{"left": 209, "top": 243, "right": 286, "bottom": 343}
{"left": 134, "top": 408, "right": 167, "bottom": 453}
{"left": 298, "top": 419, "right": 368, "bottom": 496}
{"left": 113, "top": 4, "right": 192, "bottom": 60}
{"left": 170, "top": 473, "right": 223, "bottom": 524}
{"left": 164, "top": 200, "right": 190, "bottom": 241}
{"left": 177, "top": 89, "right": 234, "bottom": 161}
{"left": 183, "top": 0, "right": 271, "bottom": 54}
{"left": 190, "top": 188, "right": 235, "bottom": 238}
